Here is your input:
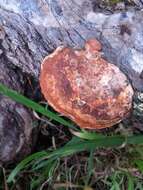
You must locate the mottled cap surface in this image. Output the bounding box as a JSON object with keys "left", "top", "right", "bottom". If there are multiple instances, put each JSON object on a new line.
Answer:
{"left": 40, "top": 39, "right": 134, "bottom": 129}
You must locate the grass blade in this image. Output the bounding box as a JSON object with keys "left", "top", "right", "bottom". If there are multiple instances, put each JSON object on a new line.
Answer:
{"left": 70, "top": 129, "right": 105, "bottom": 140}
{"left": 127, "top": 174, "right": 134, "bottom": 190}
{"left": 7, "top": 135, "right": 143, "bottom": 183}
{"left": 0, "top": 83, "right": 75, "bottom": 129}
{"left": 85, "top": 150, "right": 94, "bottom": 186}
{"left": 7, "top": 151, "right": 48, "bottom": 183}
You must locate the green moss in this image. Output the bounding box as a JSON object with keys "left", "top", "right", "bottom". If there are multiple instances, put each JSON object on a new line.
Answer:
{"left": 108, "top": 0, "right": 124, "bottom": 5}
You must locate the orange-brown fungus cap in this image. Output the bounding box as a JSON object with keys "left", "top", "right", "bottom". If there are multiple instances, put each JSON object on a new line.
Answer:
{"left": 40, "top": 39, "right": 134, "bottom": 129}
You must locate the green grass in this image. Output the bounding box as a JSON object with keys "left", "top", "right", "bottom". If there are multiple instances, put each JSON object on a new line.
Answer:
{"left": 108, "top": 0, "right": 123, "bottom": 4}
{"left": 1, "top": 82, "right": 143, "bottom": 190}
{"left": 0, "top": 83, "right": 75, "bottom": 130}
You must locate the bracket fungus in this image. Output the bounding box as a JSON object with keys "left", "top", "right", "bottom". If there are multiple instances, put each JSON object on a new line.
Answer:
{"left": 40, "top": 39, "right": 134, "bottom": 129}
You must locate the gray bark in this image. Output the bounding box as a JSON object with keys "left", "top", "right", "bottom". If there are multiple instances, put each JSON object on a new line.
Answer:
{"left": 0, "top": 0, "right": 143, "bottom": 163}
{"left": 0, "top": 60, "right": 35, "bottom": 164}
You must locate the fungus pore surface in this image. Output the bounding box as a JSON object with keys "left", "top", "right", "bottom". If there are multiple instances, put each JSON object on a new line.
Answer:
{"left": 40, "top": 39, "right": 134, "bottom": 129}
